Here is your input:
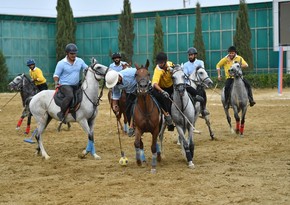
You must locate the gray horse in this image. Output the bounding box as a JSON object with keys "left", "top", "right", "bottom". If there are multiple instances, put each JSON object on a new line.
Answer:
{"left": 221, "top": 63, "right": 248, "bottom": 136}
{"left": 188, "top": 66, "right": 214, "bottom": 140}
{"left": 29, "top": 58, "right": 109, "bottom": 159}
{"left": 171, "top": 66, "right": 196, "bottom": 168}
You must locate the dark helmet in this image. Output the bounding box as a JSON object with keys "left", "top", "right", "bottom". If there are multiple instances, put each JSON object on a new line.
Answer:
{"left": 187, "top": 47, "right": 198, "bottom": 55}
{"left": 156, "top": 52, "right": 168, "bottom": 63}
{"left": 228, "top": 46, "right": 237, "bottom": 53}
{"left": 112, "top": 52, "right": 122, "bottom": 59}
{"left": 65, "top": 43, "right": 78, "bottom": 53}
{"left": 26, "top": 59, "right": 35, "bottom": 66}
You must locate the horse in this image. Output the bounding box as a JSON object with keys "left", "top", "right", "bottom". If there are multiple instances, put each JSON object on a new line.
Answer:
{"left": 29, "top": 58, "right": 109, "bottom": 159}
{"left": 188, "top": 66, "right": 215, "bottom": 140}
{"left": 171, "top": 66, "right": 196, "bottom": 168}
{"left": 8, "top": 74, "right": 39, "bottom": 134}
{"left": 221, "top": 62, "right": 248, "bottom": 136}
{"left": 7, "top": 74, "right": 71, "bottom": 135}
{"left": 134, "top": 59, "right": 161, "bottom": 173}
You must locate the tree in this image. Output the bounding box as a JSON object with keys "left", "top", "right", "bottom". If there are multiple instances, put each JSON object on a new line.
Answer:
{"left": 0, "top": 50, "right": 8, "bottom": 92}
{"left": 152, "top": 13, "right": 164, "bottom": 66}
{"left": 194, "top": 2, "right": 206, "bottom": 64}
{"left": 118, "top": 0, "right": 135, "bottom": 64}
{"left": 234, "top": 0, "right": 253, "bottom": 73}
{"left": 56, "top": 0, "right": 76, "bottom": 62}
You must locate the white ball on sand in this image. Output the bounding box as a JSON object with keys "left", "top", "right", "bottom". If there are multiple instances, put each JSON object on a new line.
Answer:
{"left": 119, "top": 156, "right": 128, "bottom": 166}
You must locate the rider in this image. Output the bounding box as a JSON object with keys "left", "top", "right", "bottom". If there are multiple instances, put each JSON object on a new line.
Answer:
{"left": 109, "top": 52, "right": 129, "bottom": 72}
{"left": 151, "top": 52, "right": 175, "bottom": 131}
{"left": 53, "top": 43, "right": 88, "bottom": 122}
{"left": 105, "top": 68, "right": 137, "bottom": 137}
{"left": 26, "top": 59, "right": 48, "bottom": 91}
{"left": 183, "top": 47, "right": 209, "bottom": 118}
{"left": 216, "top": 46, "right": 256, "bottom": 108}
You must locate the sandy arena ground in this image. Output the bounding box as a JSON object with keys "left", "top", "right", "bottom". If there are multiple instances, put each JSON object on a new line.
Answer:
{"left": 0, "top": 88, "right": 289, "bottom": 205}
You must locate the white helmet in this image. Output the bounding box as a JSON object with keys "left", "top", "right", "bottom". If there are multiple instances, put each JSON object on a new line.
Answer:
{"left": 105, "top": 70, "right": 119, "bottom": 88}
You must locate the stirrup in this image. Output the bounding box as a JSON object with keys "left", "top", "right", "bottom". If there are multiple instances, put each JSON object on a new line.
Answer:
{"left": 164, "top": 115, "right": 173, "bottom": 126}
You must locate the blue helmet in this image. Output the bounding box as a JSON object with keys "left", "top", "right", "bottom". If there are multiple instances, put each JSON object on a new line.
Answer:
{"left": 26, "top": 59, "right": 35, "bottom": 66}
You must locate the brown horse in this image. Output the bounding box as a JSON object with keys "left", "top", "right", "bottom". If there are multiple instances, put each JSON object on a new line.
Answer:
{"left": 134, "top": 59, "right": 161, "bottom": 173}
{"left": 108, "top": 89, "right": 128, "bottom": 133}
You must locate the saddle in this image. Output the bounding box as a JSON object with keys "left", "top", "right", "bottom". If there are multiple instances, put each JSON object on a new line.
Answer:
{"left": 54, "top": 86, "right": 83, "bottom": 120}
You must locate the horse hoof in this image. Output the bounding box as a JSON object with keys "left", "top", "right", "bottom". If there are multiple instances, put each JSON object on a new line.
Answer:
{"left": 150, "top": 168, "right": 157, "bottom": 174}
{"left": 16, "top": 127, "right": 20, "bottom": 130}
{"left": 93, "top": 154, "right": 101, "bottom": 160}
{"left": 136, "top": 160, "right": 142, "bottom": 166}
{"left": 188, "top": 161, "right": 195, "bottom": 169}
{"left": 43, "top": 155, "right": 50, "bottom": 160}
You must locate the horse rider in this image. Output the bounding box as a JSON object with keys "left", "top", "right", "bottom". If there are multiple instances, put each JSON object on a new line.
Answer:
{"left": 105, "top": 67, "right": 137, "bottom": 137}
{"left": 53, "top": 43, "right": 88, "bottom": 122}
{"left": 27, "top": 59, "right": 48, "bottom": 91}
{"left": 216, "top": 46, "right": 256, "bottom": 108}
{"left": 183, "top": 47, "right": 209, "bottom": 118}
{"left": 151, "top": 52, "right": 175, "bottom": 131}
{"left": 109, "top": 52, "right": 129, "bottom": 72}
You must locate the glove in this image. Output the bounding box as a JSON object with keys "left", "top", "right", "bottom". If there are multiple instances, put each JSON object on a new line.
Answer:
{"left": 54, "top": 82, "right": 59, "bottom": 89}
{"left": 161, "top": 90, "right": 170, "bottom": 98}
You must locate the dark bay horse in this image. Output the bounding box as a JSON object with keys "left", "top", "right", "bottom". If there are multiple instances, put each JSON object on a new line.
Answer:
{"left": 8, "top": 74, "right": 38, "bottom": 134}
{"left": 8, "top": 74, "right": 71, "bottom": 135}
{"left": 221, "top": 63, "right": 248, "bottom": 136}
{"left": 134, "top": 59, "right": 161, "bottom": 173}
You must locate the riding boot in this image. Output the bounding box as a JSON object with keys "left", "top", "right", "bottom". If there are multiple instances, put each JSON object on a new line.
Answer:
{"left": 247, "top": 88, "right": 256, "bottom": 107}
{"left": 165, "top": 115, "right": 175, "bottom": 131}
{"left": 200, "top": 103, "right": 210, "bottom": 118}
{"left": 224, "top": 90, "right": 230, "bottom": 109}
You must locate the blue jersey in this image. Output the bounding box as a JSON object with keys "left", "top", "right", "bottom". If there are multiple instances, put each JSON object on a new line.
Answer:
{"left": 183, "top": 59, "right": 205, "bottom": 84}
{"left": 109, "top": 61, "right": 128, "bottom": 72}
{"left": 112, "top": 67, "right": 137, "bottom": 100}
{"left": 53, "top": 57, "right": 88, "bottom": 85}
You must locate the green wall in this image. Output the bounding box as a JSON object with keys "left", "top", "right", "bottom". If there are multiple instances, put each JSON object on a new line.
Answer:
{"left": 0, "top": 2, "right": 281, "bottom": 83}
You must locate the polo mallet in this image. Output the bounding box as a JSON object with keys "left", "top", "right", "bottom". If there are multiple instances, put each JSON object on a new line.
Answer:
{"left": 168, "top": 97, "right": 201, "bottom": 134}
{"left": 116, "top": 117, "right": 128, "bottom": 166}
{"left": 24, "top": 128, "right": 37, "bottom": 144}
{"left": 0, "top": 92, "right": 18, "bottom": 112}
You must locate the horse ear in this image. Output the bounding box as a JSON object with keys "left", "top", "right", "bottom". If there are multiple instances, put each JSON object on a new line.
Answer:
{"left": 134, "top": 63, "right": 139, "bottom": 70}
{"left": 91, "top": 57, "right": 98, "bottom": 65}
{"left": 145, "top": 59, "right": 150, "bottom": 68}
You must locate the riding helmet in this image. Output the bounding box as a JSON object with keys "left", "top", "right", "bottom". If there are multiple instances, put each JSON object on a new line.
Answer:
{"left": 105, "top": 70, "right": 119, "bottom": 88}
{"left": 228, "top": 46, "right": 237, "bottom": 53}
{"left": 156, "top": 52, "right": 168, "bottom": 63}
{"left": 26, "top": 59, "right": 35, "bottom": 66}
{"left": 187, "top": 47, "right": 198, "bottom": 55}
{"left": 65, "top": 43, "right": 78, "bottom": 53}
{"left": 112, "top": 52, "right": 122, "bottom": 59}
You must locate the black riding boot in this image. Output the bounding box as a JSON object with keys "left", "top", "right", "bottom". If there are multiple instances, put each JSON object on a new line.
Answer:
{"left": 243, "top": 79, "right": 256, "bottom": 107}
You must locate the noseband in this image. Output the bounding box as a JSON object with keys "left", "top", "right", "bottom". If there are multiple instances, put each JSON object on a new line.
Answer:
{"left": 136, "top": 68, "right": 150, "bottom": 94}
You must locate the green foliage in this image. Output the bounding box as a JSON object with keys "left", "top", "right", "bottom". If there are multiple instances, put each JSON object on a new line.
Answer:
{"left": 118, "top": 0, "right": 135, "bottom": 64}
{"left": 211, "top": 73, "right": 290, "bottom": 89}
{"left": 194, "top": 2, "right": 206, "bottom": 64}
{"left": 152, "top": 13, "right": 164, "bottom": 67}
{"left": 234, "top": 0, "right": 253, "bottom": 72}
{"left": 56, "top": 0, "right": 76, "bottom": 62}
{"left": 0, "top": 50, "right": 8, "bottom": 92}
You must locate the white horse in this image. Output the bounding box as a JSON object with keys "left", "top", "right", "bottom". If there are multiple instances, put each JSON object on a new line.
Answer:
{"left": 221, "top": 63, "right": 248, "bottom": 136}
{"left": 188, "top": 66, "right": 214, "bottom": 140}
{"left": 29, "top": 58, "right": 109, "bottom": 159}
{"left": 171, "top": 66, "right": 196, "bottom": 168}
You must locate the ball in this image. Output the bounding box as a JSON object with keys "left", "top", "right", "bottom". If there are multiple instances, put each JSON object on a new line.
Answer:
{"left": 119, "top": 156, "right": 128, "bottom": 166}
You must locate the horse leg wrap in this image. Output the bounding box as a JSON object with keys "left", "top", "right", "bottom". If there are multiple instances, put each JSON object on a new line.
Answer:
{"left": 86, "top": 140, "right": 96, "bottom": 155}
{"left": 151, "top": 153, "right": 157, "bottom": 168}
{"left": 185, "top": 150, "right": 192, "bottom": 162}
{"left": 235, "top": 121, "right": 240, "bottom": 132}
{"left": 140, "top": 149, "right": 146, "bottom": 162}
{"left": 156, "top": 143, "right": 161, "bottom": 153}
{"left": 17, "top": 118, "right": 24, "bottom": 127}
{"left": 240, "top": 124, "right": 245, "bottom": 135}
{"left": 25, "top": 125, "right": 30, "bottom": 134}
{"left": 135, "top": 148, "right": 141, "bottom": 161}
